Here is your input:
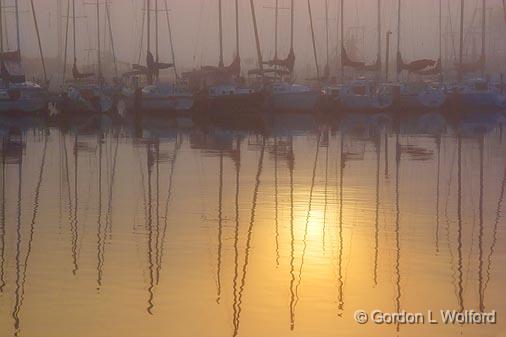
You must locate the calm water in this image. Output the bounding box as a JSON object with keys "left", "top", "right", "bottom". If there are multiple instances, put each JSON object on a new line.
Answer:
{"left": 0, "top": 112, "right": 505, "bottom": 337}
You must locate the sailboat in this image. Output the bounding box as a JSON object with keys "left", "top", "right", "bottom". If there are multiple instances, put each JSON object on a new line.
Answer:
{"left": 59, "top": 0, "right": 114, "bottom": 115}
{"left": 193, "top": 0, "right": 264, "bottom": 115}
{"left": 263, "top": 0, "right": 321, "bottom": 113}
{"left": 394, "top": 0, "right": 446, "bottom": 111}
{"left": 119, "top": 0, "right": 193, "bottom": 115}
{"left": 325, "top": 0, "right": 392, "bottom": 113}
{"left": 450, "top": 0, "right": 505, "bottom": 111}
{"left": 0, "top": 0, "right": 49, "bottom": 114}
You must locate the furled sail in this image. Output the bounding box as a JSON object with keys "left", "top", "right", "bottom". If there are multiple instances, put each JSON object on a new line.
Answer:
{"left": 342, "top": 47, "right": 365, "bottom": 69}
{"left": 132, "top": 51, "right": 174, "bottom": 83}
{"left": 342, "top": 47, "right": 380, "bottom": 72}
{"left": 414, "top": 58, "right": 441, "bottom": 75}
{"left": 224, "top": 55, "right": 241, "bottom": 76}
{"left": 0, "top": 50, "right": 25, "bottom": 83}
{"left": 72, "top": 60, "right": 94, "bottom": 80}
{"left": 201, "top": 55, "right": 240, "bottom": 76}
{"left": 397, "top": 52, "right": 437, "bottom": 74}
{"left": 263, "top": 48, "right": 295, "bottom": 74}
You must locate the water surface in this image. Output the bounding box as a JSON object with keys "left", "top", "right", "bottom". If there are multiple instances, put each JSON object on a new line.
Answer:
{"left": 0, "top": 112, "right": 505, "bottom": 337}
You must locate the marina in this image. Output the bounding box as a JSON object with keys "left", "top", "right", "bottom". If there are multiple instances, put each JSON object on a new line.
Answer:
{"left": 0, "top": 0, "right": 506, "bottom": 336}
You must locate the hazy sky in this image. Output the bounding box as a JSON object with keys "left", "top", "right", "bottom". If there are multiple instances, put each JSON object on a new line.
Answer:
{"left": 6, "top": 0, "right": 506, "bottom": 74}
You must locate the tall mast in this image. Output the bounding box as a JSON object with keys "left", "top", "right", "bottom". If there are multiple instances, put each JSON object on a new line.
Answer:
{"left": 377, "top": 0, "right": 381, "bottom": 74}
{"left": 73, "top": 0, "right": 76, "bottom": 63}
{"left": 164, "top": 0, "right": 178, "bottom": 80}
{"left": 105, "top": 2, "right": 118, "bottom": 78}
{"left": 249, "top": 0, "right": 264, "bottom": 79}
{"left": 218, "top": 0, "right": 224, "bottom": 68}
{"left": 63, "top": 0, "right": 70, "bottom": 84}
{"left": 275, "top": 0, "right": 279, "bottom": 60}
{"left": 325, "top": 0, "right": 329, "bottom": 78}
{"left": 96, "top": 0, "right": 101, "bottom": 81}
{"left": 458, "top": 0, "right": 464, "bottom": 81}
{"left": 0, "top": 0, "right": 3, "bottom": 55}
{"left": 57, "top": 0, "right": 63, "bottom": 62}
{"left": 155, "top": 0, "right": 159, "bottom": 64}
{"left": 439, "top": 0, "right": 443, "bottom": 82}
{"left": 235, "top": 0, "right": 240, "bottom": 58}
{"left": 325, "top": 0, "right": 330, "bottom": 79}
{"left": 307, "top": 0, "right": 320, "bottom": 82}
{"left": 290, "top": 0, "right": 294, "bottom": 52}
{"left": 14, "top": 0, "right": 20, "bottom": 53}
{"left": 340, "top": 0, "right": 344, "bottom": 81}
{"left": 30, "top": 0, "right": 47, "bottom": 84}
{"left": 147, "top": 0, "right": 151, "bottom": 54}
{"left": 481, "top": 0, "right": 486, "bottom": 75}
{"left": 396, "top": 0, "right": 401, "bottom": 81}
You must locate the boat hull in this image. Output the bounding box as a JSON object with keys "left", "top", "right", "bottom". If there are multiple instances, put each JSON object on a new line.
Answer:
{"left": 397, "top": 90, "right": 446, "bottom": 111}
{"left": 341, "top": 94, "right": 392, "bottom": 113}
{"left": 119, "top": 94, "right": 193, "bottom": 115}
{"left": 267, "top": 91, "right": 320, "bottom": 113}
{"left": 194, "top": 92, "right": 265, "bottom": 114}
{"left": 0, "top": 97, "right": 48, "bottom": 114}
{"left": 451, "top": 92, "right": 504, "bottom": 111}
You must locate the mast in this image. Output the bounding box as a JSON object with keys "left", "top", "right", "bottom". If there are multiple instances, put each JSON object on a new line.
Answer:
{"left": 14, "top": 0, "right": 20, "bottom": 53}
{"left": 164, "top": 0, "right": 178, "bottom": 80}
{"left": 340, "top": 0, "right": 344, "bottom": 81}
{"left": 377, "top": 0, "right": 381, "bottom": 75}
{"left": 458, "top": 0, "right": 464, "bottom": 81}
{"left": 62, "top": 0, "right": 70, "bottom": 84}
{"left": 96, "top": 0, "right": 101, "bottom": 81}
{"left": 396, "top": 0, "right": 401, "bottom": 81}
{"left": 218, "top": 0, "right": 224, "bottom": 68}
{"left": 155, "top": 0, "right": 159, "bottom": 64}
{"left": 289, "top": 0, "right": 294, "bottom": 79}
{"left": 325, "top": 0, "right": 329, "bottom": 79}
{"left": 290, "top": 0, "right": 294, "bottom": 52}
{"left": 307, "top": 0, "right": 320, "bottom": 82}
{"left": 439, "top": 0, "right": 443, "bottom": 82}
{"left": 30, "top": 0, "right": 47, "bottom": 84}
{"left": 0, "top": 0, "right": 3, "bottom": 55}
{"left": 105, "top": 2, "right": 118, "bottom": 78}
{"left": 481, "top": 0, "right": 486, "bottom": 75}
{"left": 275, "top": 0, "right": 279, "bottom": 61}
{"left": 57, "top": 0, "right": 63, "bottom": 62}
{"left": 147, "top": 0, "right": 151, "bottom": 54}
{"left": 235, "top": 0, "right": 240, "bottom": 58}
{"left": 249, "top": 0, "right": 264, "bottom": 79}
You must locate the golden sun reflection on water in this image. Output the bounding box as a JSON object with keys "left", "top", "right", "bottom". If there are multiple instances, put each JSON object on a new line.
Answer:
{"left": 0, "top": 112, "right": 505, "bottom": 337}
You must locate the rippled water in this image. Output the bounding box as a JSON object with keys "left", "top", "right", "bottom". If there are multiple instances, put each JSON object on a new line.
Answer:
{"left": 0, "top": 111, "right": 505, "bottom": 337}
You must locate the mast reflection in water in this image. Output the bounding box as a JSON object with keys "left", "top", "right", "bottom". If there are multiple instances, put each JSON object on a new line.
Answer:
{"left": 0, "top": 111, "right": 505, "bottom": 337}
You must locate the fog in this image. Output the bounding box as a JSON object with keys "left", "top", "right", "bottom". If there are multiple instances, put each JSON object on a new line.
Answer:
{"left": 5, "top": 0, "right": 506, "bottom": 77}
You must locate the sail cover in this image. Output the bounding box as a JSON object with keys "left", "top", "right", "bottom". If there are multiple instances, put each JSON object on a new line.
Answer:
{"left": 342, "top": 47, "right": 365, "bottom": 69}
{"left": 201, "top": 55, "right": 240, "bottom": 76}
{"left": 131, "top": 51, "right": 174, "bottom": 82}
{"left": 72, "top": 62, "right": 94, "bottom": 80}
{"left": 397, "top": 52, "right": 437, "bottom": 74}
{"left": 0, "top": 50, "right": 25, "bottom": 83}
{"left": 414, "top": 58, "right": 441, "bottom": 75}
{"left": 264, "top": 48, "right": 295, "bottom": 74}
{"left": 342, "top": 47, "right": 380, "bottom": 72}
